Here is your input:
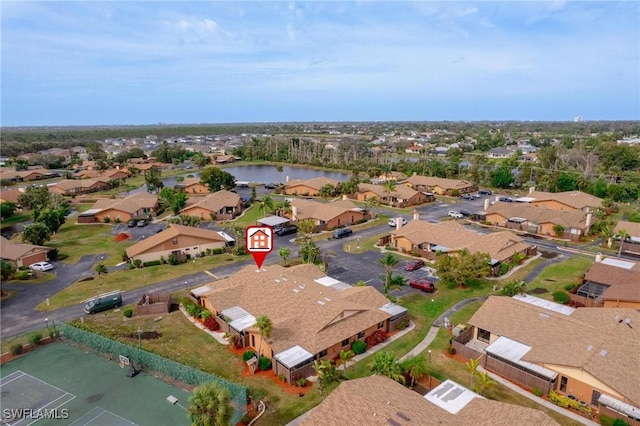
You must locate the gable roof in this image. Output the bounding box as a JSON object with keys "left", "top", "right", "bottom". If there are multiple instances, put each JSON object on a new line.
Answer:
{"left": 0, "top": 189, "right": 22, "bottom": 204}
{"left": 201, "top": 264, "right": 399, "bottom": 355}
{"left": 0, "top": 237, "right": 50, "bottom": 261}
{"left": 405, "top": 175, "right": 475, "bottom": 190}
{"left": 125, "top": 224, "right": 226, "bottom": 257}
{"left": 526, "top": 190, "right": 603, "bottom": 210}
{"left": 614, "top": 220, "right": 640, "bottom": 239}
{"left": 357, "top": 182, "right": 420, "bottom": 201}
{"left": 300, "top": 375, "right": 560, "bottom": 426}
{"left": 485, "top": 203, "right": 589, "bottom": 229}
{"left": 50, "top": 178, "right": 109, "bottom": 191}
{"left": 91, "top": 193, "right": 158, "bottom": 214}
{"left": 469, "top": 296, "right": 640, "bottom": 406}
{"left": 583, "top": 261, "right": 640, "bottom": 302}
{"left": 175, "top": 177, "right": 204, "bottom": 188}
{"left": 180, "top": 190, "right": 241, "bottom": 214}
{"left": 291, "top": 198, "right": 363, "bottom": 222}
{"left": 284, "top": 177, "right": 339, "bottom": 191}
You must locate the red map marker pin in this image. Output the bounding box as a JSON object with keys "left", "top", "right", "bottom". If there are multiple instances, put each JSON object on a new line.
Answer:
{"left": 245, "top": 226, "right": 274, "bottom": 269}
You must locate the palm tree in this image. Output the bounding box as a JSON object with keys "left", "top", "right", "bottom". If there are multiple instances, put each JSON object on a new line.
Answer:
{"left": 377, "top": 253, "right": 399, "bottom": 297}
{"left": 255, "top": 315, "right": 272, "bottom": 358}
{"left": 383, "top": 180, "right": 396, "bottom": 206}
{"left": 313, "top": 359, "right": 339, "bottom": 396}
{"left": 321, "top": 250, "right": 336, "bottom": 273}
{"left": 401, "top": 355, "right": 429, "bottom": 388}
{"left": 337, "top": 349, "right": 355, "bottom": 375}
{"left": 95, "top": 263, "right": 108, "bottom": 289}
{"left": 615, "top": 229, "right": 631, "bottom": 258}
{"left": 370, "top": 351, "right": 405, "bottom": 384}
{"left": 259, "top": 195, "right": 274, "bottom": 217}
{"left": 475, "top": 371, "right": 497, "bottom": 396}
{"left": 278, "top": 247, "right": 291, "bottom": 266}
{"left": 275, "top": 199, "right": 291, "bottom": 217}
{"left": 318, "top": 184, "right": 335, "bottom": 202}
{"left": 187, "top": 382, "right": 232, "bottom": 426}
{"left": 466, "top": 356, "right": 482, "bottom": 390}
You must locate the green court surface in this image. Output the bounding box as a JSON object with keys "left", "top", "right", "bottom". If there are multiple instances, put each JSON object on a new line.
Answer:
{"left": 1, "top": 342, "right": 192, "bottom": 426}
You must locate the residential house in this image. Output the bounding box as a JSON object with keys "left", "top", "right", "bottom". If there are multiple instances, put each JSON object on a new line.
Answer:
{"left": 0, "top": 189, "right": 23, "bottom": 206}
{"left": 48, "top": 178, "right": 110, "bottom": 196}
{"left": 453, "top": 295, "right": 640, "bottom": 424}
{"left": 194, "top": 263, "right": 408, "bottom": 383}
{"left": 40, "top": 147, "right": 72, "bottom": 164}
{"left": 405, "top": 145, "right": 423, "bottom": 154}
{"left": 0, "top": 237, "right": 50, "bottom": 268}
{"left": 613, "top": 220, "right": 640, "bottom": 256}
{"left": 376, "top": 171, "right": 407, "bottom": 183}
{"left": 355, "top": 183, "right": 429, "bottom": 207}
{"left": 215, "top": 155, "right": 235, "bottom": 164}
{"left": 180, "top": 190, "right": 243, "bottom": 221}
{"left": 282, "top": 177, "right": 340, "bottom": 196}
{"left": 289, "top": 198, "right": 369, "bottom": 232}
{"left": 125, "top": 224, "right": 229, "bottom": 263}
{"left": 405, "top": 175, "right": 477, "bottom": 196}
{"left": 301, "top": 375, "right": 560, "bottom": 426}
{"left": 486, "top": 147, "right": 514, "bottom": 159}
{"left": 482, "top": 203, "right": 593, "bottom": 241}
{"left": 513, "top": 187, "right": 603, "bottom": 212}
{"left": 79, "top": 193, "right": 158, "bottom": 224}
{"left": 0, "top": 169, "right": 47, "bottom": 183}
{"left": 387, "top": 220, "right": 535, "bottom": 274}
{"left": 520, "top": 152, "right": 538, "bottom": 163}
{"left": 175, "top": 177, "right": 210, "bottom": 195}
{"left": 571, "top": 257, "right": 640, "bottom": 309}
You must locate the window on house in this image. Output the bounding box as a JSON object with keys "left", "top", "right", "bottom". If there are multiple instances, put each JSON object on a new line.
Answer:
{"left": 251, "top": 335, "right": 255, "bottom": 347}
{"left": 357, "top": 331, "right": 365, "bottom": 339}
{"left": 590, "top": 390, "right": 601, "bottom": 406}
{"left": 172, "top": 238, "right": 177, "bottom": 245}
{"left": 477, "top": 328, "right": 491, "bottom": 343}
{"left": 559, "top": 376, "right": 568, "bottom": 392}
{"left": 318, "top": 349, "right": 328, "bottom": 359}
{"left": 342, "top": 338, "right": 349, "bottom": 347}
{"left": 377, "top": 322, "right": 384, "bottom": 329}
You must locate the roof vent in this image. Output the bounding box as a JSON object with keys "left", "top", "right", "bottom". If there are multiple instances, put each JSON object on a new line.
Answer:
{"left": 324, "top": 297, "right": 331, "bottom": 302}
{"left": 615, "top": 315, "right": 621, "bottom": 322}
{"left": 624, "top": 318, "right": 633, "bottom": 328}
{"left": 317, "top": 301, "right": 325, "bottom": 305}
{"left": 586, "top": 345, "right": 593, "bottom": 351}
{"left": 539, "top": 313, "right": 551, "bottom": 319}
{"left": 274, "top": 279, "right": 280, "bottom": 283}
{"left": 293, "top": 289, "right": 299, "bottom": 293}
{"left": 599, "top": 349, "right": 608, "bottom": 357}
{"left": 397, "top": 412, "right": 410, "bottom": 421}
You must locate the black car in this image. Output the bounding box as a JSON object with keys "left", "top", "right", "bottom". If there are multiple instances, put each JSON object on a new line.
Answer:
{"left": 333, "top": 228, "right": 353, "bottom": 239}
{"left": 127, "top": 220, "right": 137, "bottom": 227}
{"left": 275, "top": 225, "right": 298, "bottom": 236}
{"left": 499, "top": 196, "right": 514, "bottom": 203}
{"left": 478, "top": 190, "right": 492, "bottom": 195}
{"left": 264, "top": 183, "right": 277, "bottom": 190}
{"left": 459, "top": 210, "right": 472, "bottom": 217}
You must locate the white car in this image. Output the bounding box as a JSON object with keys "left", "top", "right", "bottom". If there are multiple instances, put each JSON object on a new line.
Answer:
{"left": 388, "top": 218, "right": 408, "bottom": 227}
{"left": 448, "top": 211, "right": 463, "bottom": 219}
{"left": 29, "top": 262, "right": 54, "bottom": 271}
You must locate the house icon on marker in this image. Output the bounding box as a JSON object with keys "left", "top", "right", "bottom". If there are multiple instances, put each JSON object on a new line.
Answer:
{"left": 249, "top": 229, "right": 270, "bottom": 250}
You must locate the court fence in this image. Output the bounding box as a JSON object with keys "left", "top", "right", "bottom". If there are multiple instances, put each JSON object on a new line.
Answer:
{"left": 60, "top": 324, "right": 247, "bottom": 423}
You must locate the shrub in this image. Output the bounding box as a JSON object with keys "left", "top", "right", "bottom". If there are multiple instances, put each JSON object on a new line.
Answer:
{"left": 103, "top": 217, "right": 111, "bottom": 223}
{"left": 168, "top": 253, "right": 179, "bottom": 265}
{"left": 397, "top": 317, "right": 410, "bottom": 330}
{"left": 447, "top": 347, "right": 456, "bottom": 355}
{"left": 48, "top": 248, "right": 59, "bottom": 260}
{"left": 242, "top": 350, "right": 256, "bottom": 362}
{"left": 295, "top": 377, "right": 307, "bottom": 387}
{"left": 499, "top": 263, "right": 509, "bottom": 276}
{"left": 533, "top": 388, "right": 543, "bottom": 397}
{"left": 10, "top": 343, "right": 23, "bottom": 355}
{"left": 15, "top": 271, "right": 31, "bottom": 280}
{"left": 142, "top": 260, "right": 162, "bottom": 267}
{"left": 351, "top": 340, "right": 367, "bottom": 355}
{"left": 123, "top": 309, "right": 133, "bottom": 318}
{"left": 278, "top": 374, "right": 286, "bottom": 382}
{"left": 133, "top": 259, "right": 143, "bottom": 268}
{"left": 258, "top": 356, "right": 272, "bottom": 371}
{"left": 564, "top": 283, "right": 576, "bottom": 292}
{"left": 121, "top": 250, "right": 130, "bottom": 262}
{"left": 206, "top": 248, "right": 213, "bottom": 256}
{"left": 212, "top": 248, "right": 224, "bottom": 255}
{"left": 28, "top": 332, "right": 43, "bottom": 345}
{"left": 553, "top": 291, "right": 570, "bottom": 304}
{"left": 385, "top": 245, "right": 397, "bottom": 251}
{"left": 203, "top": 317, "right": 219, "bottom": 331}
{"left": 114, "top": 217, "right": 121, "bottom": 224}
{"left": 48, "top": 330, "right": 55, "bottom": 339}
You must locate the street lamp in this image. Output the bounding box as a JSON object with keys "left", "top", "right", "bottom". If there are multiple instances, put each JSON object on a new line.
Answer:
{"left": 428, "top": 349, "right": 432, "bottom": 364}
{"left": 137, "top": 327, "right": 142, "bottom": 349}
{"left": 45, "top": 318, "right": 49, "bottom": 331}
{"left": 184, "top": 281, "right": 188, "bottom": 290}
{"left": 193, "top": 259, "right": 196, "bottom": 269}
{"left": 52, "top": 319, "right": 57, "bottom": 337}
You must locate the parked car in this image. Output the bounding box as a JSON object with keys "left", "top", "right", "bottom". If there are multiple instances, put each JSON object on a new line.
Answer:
{"left": 478, "top": 190, "right": 492, "bottom": 195}
{"left": 404, "top": 260, "right": 425, "bottom": 272}
{"left": 275, "top": 225, "right": 298, "bottom": 236}
{"left": 84, "top": 292, "right": 123, "bottom": 314}
{"left": 448, "top": 211, "right": 463, "bottom": 219}
{"left": 333, "top": 228, "right": 353, "bottom": 239}
{"left": 127, "top": 219, "right": 137, "bottom": 227}
{"left": 409, "top": 279, "right": 435, "bottom": 293}
{"left": 137, "top": 220, "right": 147, "bottom": 227}
{"left": 460, "top": 193, "right": 473, "bottom": 200}
{"left": 29, "top": 262, "right": 54, "bottom": 272}
{"left": 498, "top": 197, "right": 514, "bottom": 203}
{"left": 388, "top": 217, "right": 408, "bottom": 227}
{"left": 459, "top": 210, "right": 472, "bottom": 217}
{"left": 264, "top": 183, "right": 277, "bottom": 190}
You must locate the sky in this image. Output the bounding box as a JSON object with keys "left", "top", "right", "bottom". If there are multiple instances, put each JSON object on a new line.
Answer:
{"left": 1, "top": 1, "right": 639, "bottom": 126}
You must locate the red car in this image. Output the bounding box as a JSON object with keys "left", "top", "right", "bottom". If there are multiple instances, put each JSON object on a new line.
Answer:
{"left": 404, "top": 260, "right": 425, "bottom": 271}
{"left": 409, "top": 279, "right": 435, "bottom": 293}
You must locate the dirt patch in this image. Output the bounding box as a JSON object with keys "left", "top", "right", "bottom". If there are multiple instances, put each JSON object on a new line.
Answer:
{"left": 529, "top": 287, "right": 548, "bottom": 294}
{"left": 540, "top": 251, "right": 558, "bottom": 259}
{"left": 123, "top": 331, "right": 162, "bottom": 340}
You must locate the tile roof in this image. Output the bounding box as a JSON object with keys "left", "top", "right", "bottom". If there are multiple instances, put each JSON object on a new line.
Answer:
{"left": 284, "top": 177, "right": 340, "bottom": 191}
{"left": 527, "top": 190, "right": 603, "bottom": 210}
{"left": 405, "top": 175, "right": 475, "bottom": 190}
{"left": 125, "top": 224, "right": 226, "bottom": 257}
{"left": 0, "top": 237, "right": 50, "bottom": 261}
{"left": 91, "top": 193, "right": 158, "bottom": 214}
{"left": 201, "top": 264, "right": 395, "bottom": 355}
{"left": 583, "top": 261, "right": 640, "bottom": 302}
{"left": 300, "top": 375, "right": 560, "bottom": 426}
{"left": 614, "top": 220, "right": 640, "bottom": 238}
{"left": 357, "top": 182, "right": 420, "bottom": 201}
{"left": 469, "top": 296, "right": 640, "bottom": 406}
{"left": 180, "top": 190, "right": 241, "bottom": 214}
{"left": 485, "top": 203, "right": 589, "bottom": 229}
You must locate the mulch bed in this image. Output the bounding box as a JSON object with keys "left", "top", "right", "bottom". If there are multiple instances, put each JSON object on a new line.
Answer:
{"left": 123, "top": 331, "right": 162, "bottom": 340}
{"left": 114, "top": 233, "right": 131, "bottom": 242}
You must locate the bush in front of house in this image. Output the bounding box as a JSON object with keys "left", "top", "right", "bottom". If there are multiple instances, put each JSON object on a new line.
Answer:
{"left": 15, "top": 271, "right": 31, "bottom": 280}
{"left": 142, "top": 260, "right": 162, "bottom": 267}
{"left": 258, "top": 356, "right": 272, "bottom": 371}
{"left": 351, "top": 340, "right": 367, "bottom": 355}
{"left": 533, "top": 388, "right": 543, "bottom": 397}
{"left": 11, "top": 343, "right": 23, "bottom": 355}
{"left": 242, "top": 350, "right": 256, "bottom": 362}
{"left": 28, "top": 332, "right": 42, "bottom": 345}
{"left": 212, "top": 248, "right": 225, "bottom": 255}
{"left": 203, "top": 317, "right": 219, "bottom": 331}
{"left": 552, "top": 291, "right": 570, "bottom": 305}
{"left": 123, "top": 309, "right": 133, "bottom": 318}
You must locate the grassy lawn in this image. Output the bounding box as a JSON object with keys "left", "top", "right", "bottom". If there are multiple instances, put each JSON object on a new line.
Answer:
{"left": 228, "top": 202, "right": 264, "bottom": 227}
{"left": 4, "top": 272, "right": 56, "bottom": 285}
{"left": 36, "top": 253, "right": 249, "bottom": 311}
{"left": 0, "top": 212, "right": 31, "bottom": 229}
{"left": 47, "top": 222, "right": 128, "bottom": 265}
{"left": 527, "top": 255, "right": 592, "bottom": 300}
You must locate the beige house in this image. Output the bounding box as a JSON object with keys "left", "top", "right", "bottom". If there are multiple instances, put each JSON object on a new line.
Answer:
{"left": 195, "top": 264, "right": 408, "bottom": 383}
{"left": 175, "top": 177, "right": 210, "bottom": 195}
{"left": 454, "top": 295, "right": 640, "bottom": 423}
{"left": 405, "top": 175, "right": 477, "bottom": 196}
{"left": 613, "top": 220, "right": 640, "bottom": 256}
{"left": 483, "top": 203, "right": 593, "bottom": 241}
{"left": 0, "top": 189, "right": 23, "bottom": 205}
{"left": 0, "top": 237, "right": 50, "bottom": 268}
{"left": 355, "top": 183, "right": 429, "bottom": 207}
{"left": 282, "top": 177, "right": 340, "bottom": 196}
{"left": 180, "top": 190, "right": 243, "bottom": 220}
{"left": 377, "top": 171, "right": 407, "bottom": 182}
{"left": 301, "top": 375, "right": 560, "bottom": 426}
{"left": 80, "top": 193, "right": 158, "bottom": 224}
{"left": 125, "top": 224, "right": 228, "bottom": 263}
{"left": 571, "top": 259, "right": 640, "bottom": 309}
{"left": 48, "top": 178, "right": 110, "bottom": 196}
{"left": 516, "top": 188, "right": 603, "bottom": 212}
{"left": 387, "top": 220, "right": 535, "bottom": 274}
{"left": 289, "top": 198, "right": 369, "bottom": 231}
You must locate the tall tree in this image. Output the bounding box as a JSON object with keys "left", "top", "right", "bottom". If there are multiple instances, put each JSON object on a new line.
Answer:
{"left": 401, "top": 355, "right": 429, "bottom": 388}
{"left": 490, "top": 165, "right": 515, "bottom": 189}
{"left": 255, "top": 315, "right": 272, "bottom": 357}
{"left": 95, "top": 263, "right": 108, "bottom": 289}
{"left": 377, "top": 253, "right": 399, "bottom": 297}
{"left": 318, "top": 184, "right": 335, "bottom": 202}
{"left": 200, "top": 167, "right": 236, "bottom": 192}
{"left": 278, "top": 247, "right": 291, "bottom": 266}
{"left": 337, "top": 349, "right": 355, "bottom": 375}
{"left": 259, "top": 195, "right": 273, "bottom": 217}
{"left": 465, "top": 356, "right": 481, "bottom": 390}
{"left": 383, "top": 180, "right": 396, "bottom": 206}
{"left": 615, "top": 229, "right": 631, "bottom": 258}
{"left": 434, "top": 249, "right": 491, "bottom": 288}
{"left": 144, "top": 166, "right": 163, "bottom": 194}
{"left": 313, "top": 359, "right": 340, "bottom": 396}
{"left": 22, "top": 223, "right": 51, "bottom": 246}
{"left": 187, "top": 382, "right": 232, "bottom": 426}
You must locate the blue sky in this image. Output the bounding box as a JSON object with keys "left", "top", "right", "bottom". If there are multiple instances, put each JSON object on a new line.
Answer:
{"left": 2, "top": 1, "right": 638, "bottom": 126}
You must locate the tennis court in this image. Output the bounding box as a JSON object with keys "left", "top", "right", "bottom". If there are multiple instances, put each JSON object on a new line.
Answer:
{"left": 1, "top": 342, "right": 192, "bottom": 425}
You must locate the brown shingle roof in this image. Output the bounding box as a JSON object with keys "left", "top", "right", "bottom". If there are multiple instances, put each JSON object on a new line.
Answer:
{"left": 91, "top": 193, "right": 158, "bottom": 214}
{"left": 180, "top": 190, "right": 241, "bottom": 215}
{"left": 406, "top": 175, "right": 475, "bottom": 190}
{"left": 0, "top": 237, "right": 50, "bottom": 261}
{"left": 125, "top": 224, "right": 225, "bottom": 257}
{"left": 485, "top": 203, "right": 589, "bottom": 229}
{"left": 469, "top": 296, "right": 640, "bottom": 405}
{"left": 614, "top": 220, "right": 640, "bottom": 238}
{"left": 527, "top": 190, "right": 603, "bottom": 210}
{"left": 291, "top": 198, "right": 362, "bottom": 222}
{"left": 284, "top": 177, "right": 339, "bottom": 191}
{"left": 50, "top": 178, "right": 109, "bottom": 190}
{"left": 357, "top": 182, "right": 420, "bottom": 201}
{"left": 0, "top": 189, "right": 22, "bottom": 204}
{"left": 300, "top": 375, "right": 560, "bottom": 426}
{"left": 583, "top": 261, "right": 640, "bottom": 302}
{"left": 201, "top": 264, "right": 394, "bottom": 355}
